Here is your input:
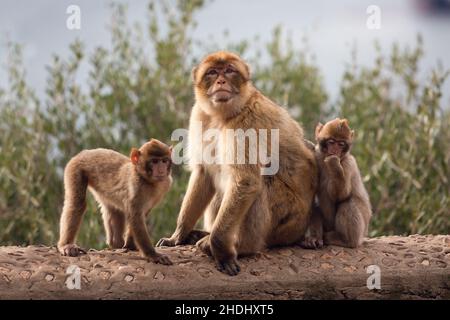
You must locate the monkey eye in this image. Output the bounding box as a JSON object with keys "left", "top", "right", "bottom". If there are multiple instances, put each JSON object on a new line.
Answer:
{"left": 206, "top": 69, "right": 218, "bottom": 76}
{"left": 161, "top": 158, "right": 170, "bottom": 164}
{"left": 338, "top": 141, "right": 347, "bottom": 147}
{"left": 225, "top": 67, "right": 236, "bottom": 74}
{"left": 327, "top": 139, "right": 336, "bottom": 145}
{"left": 151, "top": 158, "right": 160, "bottom": 164}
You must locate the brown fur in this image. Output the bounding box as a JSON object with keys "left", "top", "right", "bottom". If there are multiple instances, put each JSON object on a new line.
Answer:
{"left": 157, "top": 51, "right": 317, "bottom": 275}
{"left": 57, "top": 139, "right": 173, "bottom": 265}
{"left": 302, "top": 118, "right": 372, "bottom": 249}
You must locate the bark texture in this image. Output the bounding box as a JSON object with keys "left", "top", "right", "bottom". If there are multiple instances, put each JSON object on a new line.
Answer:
{"left": 0, "top": 235, "right": 448, "bottom": 299}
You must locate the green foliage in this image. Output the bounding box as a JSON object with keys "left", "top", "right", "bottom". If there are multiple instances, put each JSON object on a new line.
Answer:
{"left": 0, "top": 1, "right": 448, "bottom": 248}
{"left": 338, "top": 37, "right": 450, "bottom": 235}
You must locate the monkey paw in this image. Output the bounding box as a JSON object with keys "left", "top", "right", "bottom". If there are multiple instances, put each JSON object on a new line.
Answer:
{"left": 324, "top": 155, "right": 340, "bottom": 165}
{"left": 156, "top": 237, "right": 177, "bottom": 247}
{"left": 150, "top": 253, "right": 173, "bottom": 265}
{"left": 184, "top": 230, "right": 210, "bottom": 245}
{"left": 300, "top": 236, "right": 324, "bottom": 250}
{"left": 216, "top": 258, "right": 241, "bottom": 276}
{"left": 59, "top": 244, "right": 87, "bottom": 257}
{"left": 196, "top": 235, "right": 212, "bottom": 256}
{"left": 122, "top": 241, "right": 138, "bottom": 251}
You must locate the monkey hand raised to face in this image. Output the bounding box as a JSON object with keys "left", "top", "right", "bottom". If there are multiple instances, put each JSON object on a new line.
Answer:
{"left": 57, "top": 139, "right": 173, "bottom": 265}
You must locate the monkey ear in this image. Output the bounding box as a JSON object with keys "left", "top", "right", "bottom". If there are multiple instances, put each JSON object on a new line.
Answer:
{"left": 191, "top": 66, "right": 199, "bottom": 84}
{"left": 169, "top": 145, "right": 173, "bottom": 154}
{"left": 315, "top": 122, "right": 324, "bottom": 140}
{"left": 350, "top": 130, "right": 355, "bottom": 139}
{"left": 341, "top": 119, "right": 350, "bottom": 129}
{"left": 130, "top": 148, "right": 141, "bottom": 165}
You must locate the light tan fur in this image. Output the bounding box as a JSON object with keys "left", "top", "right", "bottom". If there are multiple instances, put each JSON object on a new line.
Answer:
{"left": 302, "top": 118, "right": 372, "bottom": 249}
{"left": 157, "top": 51, "right": 317, "bottom": 275}
{"left": 57, "top": 139, "right": 173, "bottom": 265}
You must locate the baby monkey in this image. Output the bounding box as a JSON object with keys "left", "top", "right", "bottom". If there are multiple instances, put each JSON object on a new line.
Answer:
{"left": 302, "top": 118, "right": 372, "bottom": 249}
{"left": 57, "top": 139, "right": 173, "bottom": 265}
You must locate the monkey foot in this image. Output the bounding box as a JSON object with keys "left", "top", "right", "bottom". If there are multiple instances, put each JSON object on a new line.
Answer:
{"left": 184, "top": 230, "right": 210, "bottom": 245}
{"left": 122, "top": 243, "right": 138, "bottom": 251}
{"left": 59, "top": 244, "right": 87, "bottom": 257}
{"left": 150, "top": 254, "right": 173, "bottom": 265}
{"left": 196, "top": 235, "right": 212, "bottom": 256}
{"left": 299, "top": 237, "right": 324, "bottom": 250}
{"left": 216, "top": 258, "right": 241, "bottom": 276}
{"left": 156, "top": 237, "right": 176, "bottom": 247}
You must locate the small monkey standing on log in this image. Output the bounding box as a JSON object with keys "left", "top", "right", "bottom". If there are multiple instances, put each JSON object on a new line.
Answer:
{"left": 302, "top": 118, "right": 372, "bottom": 249}
{"left": 57, "top": 139, "right": 173, "bottom": 265}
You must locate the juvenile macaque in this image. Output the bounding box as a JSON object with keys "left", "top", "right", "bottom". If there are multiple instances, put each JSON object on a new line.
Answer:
{"left": 57, "top": 139, "right": 173, "bottom": 265}
{"left": 302, "top": 118, "right": 372, "bottom": 249}
{"left": 157, "top": 51, "right": 317, "bottom": 275}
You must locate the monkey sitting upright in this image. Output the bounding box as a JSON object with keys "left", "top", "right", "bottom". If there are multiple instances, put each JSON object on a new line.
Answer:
{"left": 57, "top": 139, "right": 173, "bottom": 265}
{"left": 302, "top": 118, "right": 372, "bottom": 249}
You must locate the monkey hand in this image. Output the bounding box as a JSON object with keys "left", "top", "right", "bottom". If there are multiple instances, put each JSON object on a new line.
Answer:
{"left": 324, "top": 155, "right": 342, "bottom": 170}
{"left": 215, "top": 257, "right": 241, "bottom": 276}
{"left": 299, "top": 236, "right": 324, "bottom": 250}
{"left": 59, "top": 244, "right": 87, "bottom": 257}
{"left": 149, "top": 253, "right": 173, "bottom": 265}
{"left": 196, "top": 235, "right": 212, "bottom": 256}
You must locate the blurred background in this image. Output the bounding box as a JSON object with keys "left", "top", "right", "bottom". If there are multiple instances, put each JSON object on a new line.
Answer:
{"left": 0, "top": 0, "right": 449, "bottom": 248}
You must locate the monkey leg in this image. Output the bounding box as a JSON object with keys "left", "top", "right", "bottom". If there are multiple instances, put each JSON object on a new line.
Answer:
{"left": 203, "top": 193, "right": 222, "bottom": 232}
{"left": 101, "top": 206, "right": 126, "bottom": 249}
{"left": 267, "top": 197, "right": 312, "bottom": 248}
{"left": 299, "top": 205, "right": 324, "bottom": 249}
{"left": 205, "top": 185, "right": 267, "bottom": 276}
{"left": 123, "top": 225, "right": 137, "bottom": 251}
{"left": 57, "top": 162, "right": 88, "bottom": 257}
{"left": 324, "top": 201, "right": 364, "bottom": 248}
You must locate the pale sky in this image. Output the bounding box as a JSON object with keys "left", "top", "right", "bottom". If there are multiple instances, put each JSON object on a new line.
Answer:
{"left": 1, "top": 0, "right": 450, "bottom": 104}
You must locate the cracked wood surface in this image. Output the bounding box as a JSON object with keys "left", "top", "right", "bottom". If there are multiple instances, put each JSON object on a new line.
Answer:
{"left": 0, "top": 235, "right": 449, "bottom": 299}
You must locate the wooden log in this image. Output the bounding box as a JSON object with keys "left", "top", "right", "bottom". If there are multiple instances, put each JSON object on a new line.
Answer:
{"left": 0, "top": 235, "right": 448, "bottom": 299}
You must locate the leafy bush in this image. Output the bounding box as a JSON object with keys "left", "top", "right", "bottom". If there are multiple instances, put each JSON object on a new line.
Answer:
{"left": 0, "top": 1, "right": 448, "bottom": 248}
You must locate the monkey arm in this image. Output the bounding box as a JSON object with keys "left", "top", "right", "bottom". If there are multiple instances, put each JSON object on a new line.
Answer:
{"left": 128, "top": 207, "right": 157, "bottom": 257}
{"left": 209, "top": 167, "right": 262, "bottom": 261}
{"left": 324, "top": 156, "right": 352, "bottom": 201}
{"left": 170, "top": 167, "right": 215, "bottom": 243}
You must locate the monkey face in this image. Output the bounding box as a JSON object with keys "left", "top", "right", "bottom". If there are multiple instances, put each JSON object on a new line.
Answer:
{"left": 192, "top": 51, "right": 251, "bottom": 117}
{"left": 316, "top": 118, "right": 354, "bottom": 159}
{"left": 319, "top": 138, "right": 350, "bottom": 158}
{"left": 130, "top": 139, "right": 172, "bottom": 183}
{"left": 145, "top": 157, "right": 172, "bottom": 181}
{"left": 203, "top": 63, "right": 243, "bottom": 104}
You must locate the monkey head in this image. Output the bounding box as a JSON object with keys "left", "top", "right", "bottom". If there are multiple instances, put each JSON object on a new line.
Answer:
{"left": 192, "top": 51, "right": 252, "bottom": 119}
{"left": 130, "top": 139, "right": 172, "bottom": 183}
{"left": 315, "top": 118, "right": 354, "bottom": 158}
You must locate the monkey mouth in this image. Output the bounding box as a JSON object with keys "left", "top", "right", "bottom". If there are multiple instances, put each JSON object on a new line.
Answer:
{"left": 212, "top": 90, "right": 233, "bottom": 102}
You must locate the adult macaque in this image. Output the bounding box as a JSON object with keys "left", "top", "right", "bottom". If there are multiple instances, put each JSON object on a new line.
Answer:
{"left": 302, "top": 118, "right": 371, "bottom": 249}
{"left": 157, "top": 51, "right": 317, "bottom": 275}
{"left": 57, "top": 139, "right": 173, "bottom": 265}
